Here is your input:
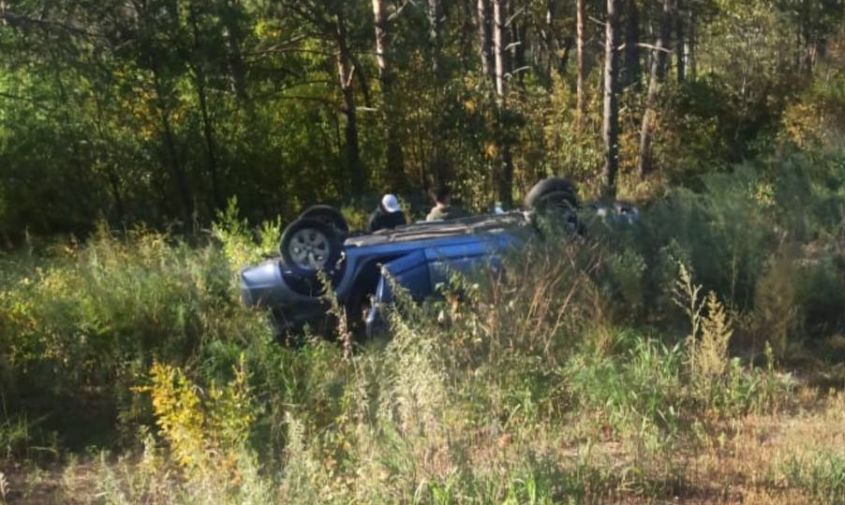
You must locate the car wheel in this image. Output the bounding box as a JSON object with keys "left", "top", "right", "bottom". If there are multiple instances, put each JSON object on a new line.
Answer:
{"left": 524, "top": 177, "right": 579, "bottom": 212}
{"left": 279, "top": 218, "right": 343, "bottom": 276}
{"left": 524, "top": 178, "right": 580, "bottom": 232}
{"left": 298, "top": 205, "right": 349, "bottom": 235}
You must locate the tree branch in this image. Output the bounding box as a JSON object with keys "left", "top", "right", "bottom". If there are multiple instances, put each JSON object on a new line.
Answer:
{"left": 0, "top": 91, "right": 56, "bottom": 112}
{"left": 1, "top": 10, "right": 103, "bottom": 39}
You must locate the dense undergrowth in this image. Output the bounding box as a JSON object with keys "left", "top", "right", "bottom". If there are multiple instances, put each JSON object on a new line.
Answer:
{"left": 2, "top": 148, "right": 845, "bottom": 503}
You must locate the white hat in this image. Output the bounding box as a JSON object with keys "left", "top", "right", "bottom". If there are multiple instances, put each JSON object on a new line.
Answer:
{"left": 381, "top": 194, "right": 401, "bottom": 213}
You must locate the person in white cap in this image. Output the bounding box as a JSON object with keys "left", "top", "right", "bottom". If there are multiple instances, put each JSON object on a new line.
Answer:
{"left": 367, "top": 193, "right": 407, "bottom": 232}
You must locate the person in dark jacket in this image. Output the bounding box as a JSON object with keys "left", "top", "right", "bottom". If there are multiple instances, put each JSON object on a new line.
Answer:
{"left": 367, "top": 194, "right": 407, "bottom": 232}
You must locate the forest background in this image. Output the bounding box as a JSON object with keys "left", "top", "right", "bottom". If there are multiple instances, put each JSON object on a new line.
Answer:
{"left": 1, "top": 0, "right": 842, "bottom": 235}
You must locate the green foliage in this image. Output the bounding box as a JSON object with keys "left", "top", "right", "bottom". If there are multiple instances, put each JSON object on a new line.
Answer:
{"left": 782, "top": 451, "right": 845, "bottom": 505}
{"left": 0, "top": 217, "right": 803, "bottom": 503}
{"left": 782, "top": 70, "right": 845, "bottom": 150}
{"left": 655, "top": 77, "right": 736, "bottom": 181}
{"left": 604, "top": 249, "right": 648, "bottom": 318}
{"left": 1, "top": 0, "right": 842, "bottom": 234}
{"left": 565, "top": 335, "right": 684, "bottom": 453}
{"left": 0, "top": 415, "right": 44, "bottom": 461}
{"left": 2, "top": 135, "right": 840, "bottom": 501}
{"left": 589, "top": 148, "right": 845, "bottom": 358}
{"left": 0, "top": 222, "right": 273, "bottom": 444}
{"left": 213, "top": 197, "right": 281, "bottom": 268}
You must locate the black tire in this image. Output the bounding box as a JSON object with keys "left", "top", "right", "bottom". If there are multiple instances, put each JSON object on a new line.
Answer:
{"left": 298, "top": 205, "right": 349, "bottom": 235}
{"left": 523, "top": 177, "right": 579, "bottom": 212}
{"left": 279, "top": 218, "right": 343, "bottom": 275}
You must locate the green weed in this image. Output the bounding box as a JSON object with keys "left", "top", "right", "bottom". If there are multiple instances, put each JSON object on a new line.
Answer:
{"left": 782, "top": 450, "right": 845, "bottom": 505}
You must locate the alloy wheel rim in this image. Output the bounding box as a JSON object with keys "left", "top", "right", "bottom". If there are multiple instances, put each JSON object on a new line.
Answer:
{"left": 289, "top": 228, "right": 330, "bottom": 270}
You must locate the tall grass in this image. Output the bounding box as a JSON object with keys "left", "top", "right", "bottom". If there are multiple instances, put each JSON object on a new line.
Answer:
{"left": 76, "top": 245, "right": 790, "bottom": 504}
{"left": 0, "top": 222, "right": 272, "bottom": 447}
{"left": 2, "top": 150, "right": 844, "bottom": 502}
{"left": 782, "top": 451, "right": 845, "bottom": 505}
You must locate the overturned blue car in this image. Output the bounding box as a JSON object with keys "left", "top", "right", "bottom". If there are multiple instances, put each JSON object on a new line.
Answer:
{"left": 239, "top": 178, "right": 638, "bottom": 339}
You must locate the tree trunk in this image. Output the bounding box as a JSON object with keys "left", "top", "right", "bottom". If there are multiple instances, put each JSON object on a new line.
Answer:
{"left": 335, "top": 14, "right": 365, "bottom": 195}
{"left": 193, "top": 69, "right": 222, "bottom": 211}
{"left": 350, "top": 52, "right": 373, "bottom": 108}
{"left": 91, "top": 91, "right": 126, "bottom": 223}
{"left": 159, "top": 104, "right": 193, "bottom": 220}
{"left": 492, "top": 0, "right": 513, "bottom": 207}
{"left": 493, "top": 0, "right": 508, "bottom": 97}
{"left": 222, "top": 0, "right": 248, "bottom": 100}
{"left": 510, "top": 4, "right": 526, "bottom": 88}
{"left": 575, "top": 0, "right": 586, "bottom": 128}
{"left": 602, "top": 0, "right": 621, "bottom": 198}
{"left": 189, "top": 7, "right": 223, "bottom": 211}
{"left": 798, "top": 1, "right": 814, "bottom": 74}
{"left": 623, "top": 0, "right": 641, "bottom": 89}
{"left": 477, "top": 0, "right": 494, "bottom": 79}
{"left": 545, "top": 0, "right": 574, "bottom": 79}
{"left": 637, "top": 0, "right": 673, "bottom": 179}
{"left": 688, "top": 6, "right": 696, "bottom": 80}
{"left": 459, "top": 0, "right": 476, "bottom": 74}
{"left": 499, "top": 141, "right": 514, "bottom": 207}
{"left": 428, "top": 0, "right": 450, "bottom": 186}
{"left": 372, "top": 0, "right": 404, "bottom": 186}
{"left": 428, "top": 0, "right": 443, "bottom": 80}
{"left": 372, "top": 0, "right": 388, "bottom": 81}
{"left": 542, "top": 0, "right": 554, "bottom": 80}
{"left": 151, "top": 65, "right": 193, "bottom": 221}
{"left": 558, "top": 37, "right": 574, "bottom": 75}
{"left": 107, "top": 168, "right": 126, "bottom": 224}
{"left": 676, "top": 0, "right": 685, "bottom": 83}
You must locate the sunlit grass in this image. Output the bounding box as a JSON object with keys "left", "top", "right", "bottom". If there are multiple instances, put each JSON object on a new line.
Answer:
{"left": 3, "top": 154, "right": 845, "bottom": 503}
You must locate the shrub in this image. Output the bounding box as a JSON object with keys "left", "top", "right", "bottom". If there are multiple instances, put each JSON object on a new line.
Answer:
{"left": 743, "top": 246, "right": 801, "bottom": 357}
{"left": 0, "top": 223, "right": 272, "bottom": 444}
{"left": 781, "top": 70, "right": 845, "bottom": 150}
{"left": 212, "top": 197, "right": 281, "bottom": 269}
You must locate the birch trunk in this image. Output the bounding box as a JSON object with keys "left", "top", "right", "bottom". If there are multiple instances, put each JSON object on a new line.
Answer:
{"left": 335, "top": 13, "right": 365, "bottom": 194}
{"left": 576, "top": 0, "right": 586, "bottom": 127}
{"left": 602, "top": 0, "right": 621, "bottom": 198}
{"left": 477, "top": 0, "right": 494, "bottom": 79}
{"left": 637, "top": 0, "right": 673, "bottom": 179}
{"left": 492, "top": 0, "right": 513, "bottom": 207}
{"left": 372, "top": 0, "right": 404, "bottom": 183}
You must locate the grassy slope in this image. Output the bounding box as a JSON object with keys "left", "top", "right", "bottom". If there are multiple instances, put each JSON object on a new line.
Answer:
{"left": 2, "top": 154, "right": 845, "bottom": 504}
{"left": 3, "top": 367, "right": 844, "bottom": 504}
